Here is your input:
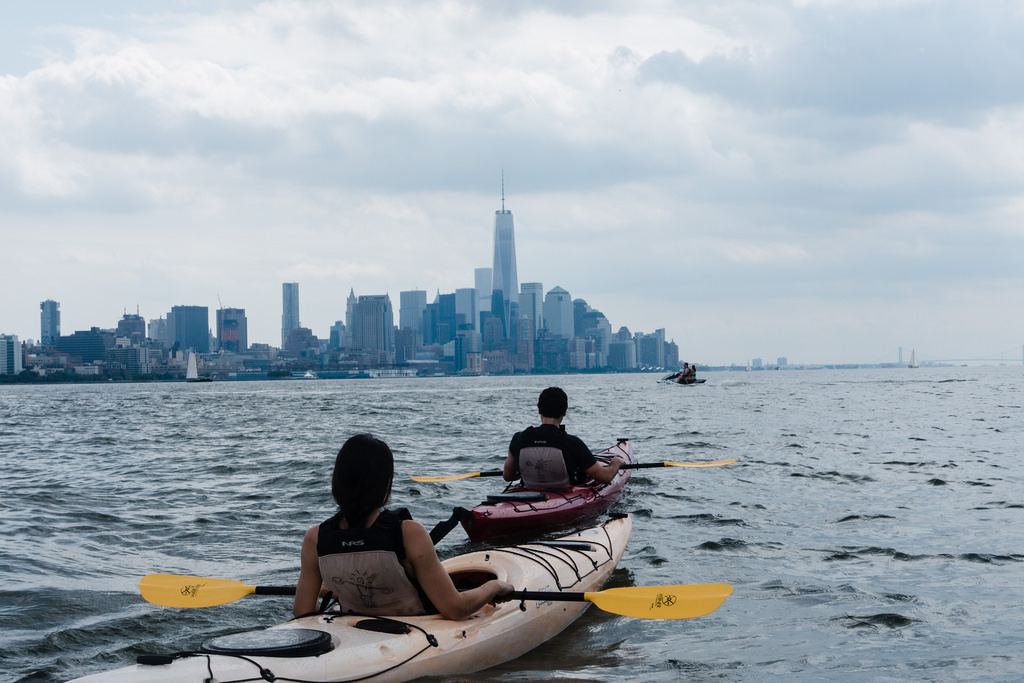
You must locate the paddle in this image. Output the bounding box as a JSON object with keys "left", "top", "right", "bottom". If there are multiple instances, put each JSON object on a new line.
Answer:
{"left": 139, "top": 574, "right": 295, "bottom": 609}
{"left": 139, "top": 574, "right": 732, "bottom": 620}
{"left": 622, "top": 458, "right": 737, "bottom": 469}
{"left": 510, "top": 583, "right": 733, "bottom": 620}
{"left": 411, "top": 458, "right": 737, "bottom": 482}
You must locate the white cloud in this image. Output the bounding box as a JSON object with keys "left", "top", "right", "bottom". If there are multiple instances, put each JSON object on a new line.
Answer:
{"left": 1, "top": 0, "right": 1023, "bottom": 364}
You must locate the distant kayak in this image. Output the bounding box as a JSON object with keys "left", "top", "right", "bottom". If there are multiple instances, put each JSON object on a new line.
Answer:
{"left": 460, "top": 439, "right": 635, "bottom": 543}
{"left": 68, "top": 516, "right": 633, "bottom": 683}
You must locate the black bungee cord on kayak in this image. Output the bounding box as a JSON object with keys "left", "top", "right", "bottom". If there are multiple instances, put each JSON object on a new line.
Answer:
{"left": 135, "top": 613, "right": 440, "bottom": 683}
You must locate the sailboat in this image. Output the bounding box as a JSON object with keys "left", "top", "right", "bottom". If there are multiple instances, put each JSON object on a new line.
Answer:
{"left": 186, "top": 351, "right": 213, "bottom": 382}
{"left": 908, "top": 349, "right": 919, "bottom": 369}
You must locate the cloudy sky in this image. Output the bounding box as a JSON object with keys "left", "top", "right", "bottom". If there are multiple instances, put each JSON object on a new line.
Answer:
{"left": 2, "top": 0, "right": 1022, "bottom": 366}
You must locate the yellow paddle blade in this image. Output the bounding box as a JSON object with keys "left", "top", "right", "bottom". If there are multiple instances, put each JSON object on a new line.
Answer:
{"left": 410, "top": 471, "right": 484, "bottom": 482}
{"left": 664, "top": 458, "right": 738, "bottom": 468}
{"left": 139, "top": 573, "right": 256, "bottom": 608}
{"left": 584, "top": 583, "right": 733, "bottom": 620}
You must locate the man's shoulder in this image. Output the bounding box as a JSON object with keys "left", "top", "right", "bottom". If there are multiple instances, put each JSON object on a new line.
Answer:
{"left": 562, "top": 431, "right": 591, "bottom": 452}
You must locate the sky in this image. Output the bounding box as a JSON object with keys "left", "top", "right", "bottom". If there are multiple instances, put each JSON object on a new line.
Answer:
{"left": 2, "top": 0, "right": 1023, "bottom": 366}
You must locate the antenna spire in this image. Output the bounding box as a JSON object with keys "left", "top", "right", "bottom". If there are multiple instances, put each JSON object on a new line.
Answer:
{"left": 501, "top": 169, "right": 505, "bottom": 212}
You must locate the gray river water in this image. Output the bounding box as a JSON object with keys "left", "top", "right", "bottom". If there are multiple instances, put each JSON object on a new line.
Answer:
{"left": 1, "top": 368, "right": 1021, "bottom": 681}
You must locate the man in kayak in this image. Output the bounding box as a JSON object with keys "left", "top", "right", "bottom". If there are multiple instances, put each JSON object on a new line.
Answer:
{"left": 503, "top": 387, "right": 624, "bottom": 487}
{"left": 295, "top": 434, "right": 513, "bottom": 620}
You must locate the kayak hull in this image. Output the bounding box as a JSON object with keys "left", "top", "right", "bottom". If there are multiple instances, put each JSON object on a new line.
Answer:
{"left": 66, "top": 515, "right": 632, "bottom": 683}
{"left": 461, "top": 439, "right": 635, "bottom": 543}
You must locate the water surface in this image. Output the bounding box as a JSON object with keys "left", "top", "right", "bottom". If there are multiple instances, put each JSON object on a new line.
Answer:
{"left": 1, "top": 368, "right": 1021, "bottom": 681}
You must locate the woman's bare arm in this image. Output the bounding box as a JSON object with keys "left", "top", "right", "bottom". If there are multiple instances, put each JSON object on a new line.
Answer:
{"left": 402, "top": 520, "right": 512, "bottom": 620}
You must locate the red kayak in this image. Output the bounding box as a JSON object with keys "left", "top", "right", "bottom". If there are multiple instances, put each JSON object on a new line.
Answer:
{"left": 460, "top": 439, "right": 635, "bottom": 543}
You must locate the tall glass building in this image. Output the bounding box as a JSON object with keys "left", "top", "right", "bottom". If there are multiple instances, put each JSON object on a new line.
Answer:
{"left": 40, "top": 300, "right": 60, "bottom": 347}
{"left": 168, "top": 305, "right": 210, "bottom": 353}
{"left": 519, "top": 283, "right": 544, "bottom": 340}
{"left": 490, "top": 195, "right": 518, "bottom": 338}
{"left": 351, "top": 294, "right": 394, "bottom": 353}
{"left": 1, "top": 334, "right": 22, "bottom": 375}
{"left": 474, "top": 267, "right": 492, "bottom": 331}
{"left": 282, "top": 283, "right": 300, "bottom": 348}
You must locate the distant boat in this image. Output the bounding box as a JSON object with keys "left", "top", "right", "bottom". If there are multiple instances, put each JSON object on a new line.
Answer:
{"left": 302, "top": 370, "right": 318, "bottom": 379}
{"left": 186, "top": 352, "right": 213, "bottom": 382}
{"left": 908, "top": 349, "right": 919, "bottom": 369}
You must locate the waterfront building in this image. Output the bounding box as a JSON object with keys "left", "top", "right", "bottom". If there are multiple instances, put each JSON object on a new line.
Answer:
{"left": 608, "top": 326, "right": 637, "bottom": 370}
{"left": 148, "top": 317, "right": 168, "bottom": 348}
{"left": 351, "top": 294, "right": 394, "bottom": 353}
{"left": 282, "top": 282, "right": 300, "bottom": 348}
{"left": 399, "top": 290, "right": 427, "bottom": 343}
{"left": 515, "top": 313, "right": 534, "bottom": 372}
{"left": 542, "top": 286, "right": 573, "bottom": 339}
{"left": 568, "top": 337, "right": 597, "bottom": 370}
{"left": 490, "top": 188, "right": 518, "bottom": 338}
{"left": 345, "top": 288, "right": 357, "bottom": 347}
{"left": 1, "top": 334, "right": 22, "bottom": 374}
{"left": 635, "top": 328, "right": 666, "bottom": 368}
{"left": 394, "top": 327, "right": 417, "bottom": 364}
{"left": 216, "top": 307, "right": 248, "bottom": 353}
{"left": 55, "top": 328, "right": 113, "bottom": 364}
{"left": 519, "top": 283, "right": 543, "bottom": 340}
{"left": 106, "top": 345, "right": 152, "bottom": 376}
{"left": 455, "top": 288, "right": 476, "bottom": 333}
{"left": 474, "top": 268, "right": 492, "bottom": 331}
{"left": 328, "top": 321, "right": 346, "bottom": 351}
{"left": 40, "top": 300, "right": 60, "bottom": 347}
{"left": 116, "top": 310, "right": 146, "bottom": 346}
{"left": 284, "top": 327, "right": 320, "bottom": 360}
{"left": 168, "top": 305, "right": 210, "bottom": 353}
{"left": 665, "top": 339, "right": 679, "bottom": 369}
{"left": 579, "top": 307, "right": 612, "bottom": 367}
{"left": 423, "top": 292, "right": 458, "bottom": 346}
{"left": 455, "top": 328, "right": 483, "bottom": 374}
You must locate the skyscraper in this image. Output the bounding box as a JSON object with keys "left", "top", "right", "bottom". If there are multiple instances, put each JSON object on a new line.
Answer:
{"left": 399, "top": 289, "right": 427, "bottom": 339}
{"left": 351, "top": 294, "right": 394, "bottom": 353}
{"left": 40, "top": 300, "right": 60, "bottom": 347}
{"left": 455, "top": 288, "right": 476, "bottom": 332}
{"left": 519, "top": 283, "right": 543, "bottom": 339}
{"left": 168, "top": 305, "right": 210, "bottom": 353}
{"left": 474, "top": 268, "right": 491, "bottom": 331}
{"left": 543, "top": 286, "right": 573, "bottom": 339}
{"left": 490, "top": 180, "right": 518, "bottom": 338}
{"left": 282, "top": 282, "right": 300, "bottom": 348}
{"left": 115, "top": 310, "right": 146, "bottom": 346}
{"left": 217, "top": 307, "right": 248, "bottom": 353}
{"left": 1, "top": 334, "right": 22, "bottom": 375}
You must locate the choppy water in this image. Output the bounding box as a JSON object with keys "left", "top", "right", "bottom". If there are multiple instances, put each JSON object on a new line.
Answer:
{"left": 1, "top": 368, "right": 1022, "bottom": 682}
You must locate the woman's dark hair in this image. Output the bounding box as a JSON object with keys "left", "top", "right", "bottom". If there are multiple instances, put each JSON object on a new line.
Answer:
{"left": 331, "top": 433, "right": 394, "bottom": 527}
{"left": 537, "top": 387, "right": 568, "bottom": 419}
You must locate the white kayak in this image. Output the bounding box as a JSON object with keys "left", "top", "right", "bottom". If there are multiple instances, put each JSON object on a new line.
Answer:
{"left": 68, "top": 514, "right": 633, "bottom": 683}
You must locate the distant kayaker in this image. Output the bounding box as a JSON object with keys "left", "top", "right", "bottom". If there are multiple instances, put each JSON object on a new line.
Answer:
{"left": 294, "top": 434, "right": 513, "bottom": 620}
{"left": 503, "top": 387, "right": 624, "bottom": 487}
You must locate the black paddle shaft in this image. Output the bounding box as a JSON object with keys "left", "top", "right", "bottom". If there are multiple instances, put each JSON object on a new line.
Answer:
{"left": 509, "top": 590, "right": 586, "bottom": 602}
{"left": 254, "top": 586, "right": 297, "bottom": 596}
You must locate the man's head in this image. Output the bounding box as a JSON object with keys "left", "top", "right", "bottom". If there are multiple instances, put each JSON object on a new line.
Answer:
{"left": 537, "top": 386, "right": 568, "bottom": 419}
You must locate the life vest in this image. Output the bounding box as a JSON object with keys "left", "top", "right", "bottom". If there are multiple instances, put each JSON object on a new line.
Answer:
{"left": 516, "top": 426, "right": 571, "bottom": 488}
{"left": 317, "top": 509, "right": 431, "bottom": 616}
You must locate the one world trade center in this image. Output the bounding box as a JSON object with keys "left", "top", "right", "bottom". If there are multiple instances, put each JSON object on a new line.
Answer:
{"left": 490, "top": 181, "right": 518, "bottom": 339}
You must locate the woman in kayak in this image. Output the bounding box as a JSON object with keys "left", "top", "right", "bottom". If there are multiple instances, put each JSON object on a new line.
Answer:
{"left": 294, "top": 433, "right": 513, "bottom": 620}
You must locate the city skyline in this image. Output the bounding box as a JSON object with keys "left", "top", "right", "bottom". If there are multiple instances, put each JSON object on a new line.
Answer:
{"left": 2, "top": 3, "right": 1023, "bottom": 366}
